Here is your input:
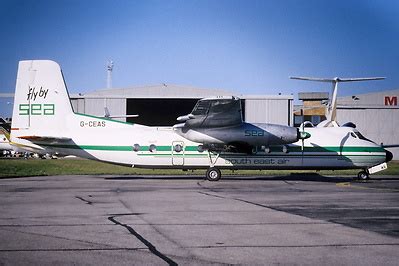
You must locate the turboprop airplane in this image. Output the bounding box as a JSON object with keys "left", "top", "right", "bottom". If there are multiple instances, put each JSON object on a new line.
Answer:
{"left": 9, "top": 60, "right": 393, "bottom": 181}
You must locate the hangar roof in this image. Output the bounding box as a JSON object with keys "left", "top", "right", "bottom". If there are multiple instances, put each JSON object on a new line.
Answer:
{"left": 70, "top": 84, "right": 294, "bottom": 100}
{"left": 74, "top": 84, "right": 235, "bottom": 99}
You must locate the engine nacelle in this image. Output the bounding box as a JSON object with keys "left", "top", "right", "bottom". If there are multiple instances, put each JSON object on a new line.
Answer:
{"left": 175, "top": 122, "right": 299, "bottom": 147}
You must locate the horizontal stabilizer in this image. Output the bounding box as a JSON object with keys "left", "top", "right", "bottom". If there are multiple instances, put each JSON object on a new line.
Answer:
{"left": 18, "top": 136, "right": 72, "bottom": 143}
{"left": 290, "top": 76, "right": 385, "bottom": 82}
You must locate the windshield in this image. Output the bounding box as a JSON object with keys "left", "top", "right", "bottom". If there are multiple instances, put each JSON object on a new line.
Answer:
{"left": 354, "top": 131, "right": 375, "bottom": 143}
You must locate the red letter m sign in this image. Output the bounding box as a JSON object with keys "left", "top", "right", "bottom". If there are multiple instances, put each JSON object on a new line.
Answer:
{"left": 385, "top": 96, "right": 398, "bottom": 106}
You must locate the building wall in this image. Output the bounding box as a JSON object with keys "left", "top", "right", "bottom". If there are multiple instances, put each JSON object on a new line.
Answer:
{"left": 71, "top": 98, "right": 85, "bottom": 114}
{"left": 244, "top": 99, "right": 292, "bottom": 126}
{"left": 71, "top": 98, "right": 126, "bottom": 122}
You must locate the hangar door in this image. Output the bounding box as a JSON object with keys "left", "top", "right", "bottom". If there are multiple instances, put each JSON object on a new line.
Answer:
{"left": 126, "top": 99, "right": 199, "bottom": 126}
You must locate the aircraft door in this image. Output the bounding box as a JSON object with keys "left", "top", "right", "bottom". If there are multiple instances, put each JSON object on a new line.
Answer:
{"left": 172, "top": 141, "right": 184, "bottom": 165}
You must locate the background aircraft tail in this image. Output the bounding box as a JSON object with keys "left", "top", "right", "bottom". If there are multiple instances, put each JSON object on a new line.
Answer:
{"left": 11, "top": 60, "right": 74, "bottom": 141}
{"left": 290, "top": 76, "right": 385, "bottom": 127}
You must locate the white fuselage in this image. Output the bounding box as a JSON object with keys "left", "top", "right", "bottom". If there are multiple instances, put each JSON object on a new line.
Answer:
{"left": 12, "top": 112, "right": 386, "bottom": 170}
{"left": 9, "top": 60, "right": 388, "bottom": 173}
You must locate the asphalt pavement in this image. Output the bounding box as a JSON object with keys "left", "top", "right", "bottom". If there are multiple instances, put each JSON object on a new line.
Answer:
{"left": 0, "top": 174, "right": 398, "bottom": 265}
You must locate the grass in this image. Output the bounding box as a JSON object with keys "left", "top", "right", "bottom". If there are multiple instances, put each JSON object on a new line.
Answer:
{"left": 0, "top": 157, "right": 398, "bottom": 178}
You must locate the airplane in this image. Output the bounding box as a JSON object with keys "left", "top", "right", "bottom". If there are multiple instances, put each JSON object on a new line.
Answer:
{"left": 9, "top": 60, "right": 394, "bottom": 181}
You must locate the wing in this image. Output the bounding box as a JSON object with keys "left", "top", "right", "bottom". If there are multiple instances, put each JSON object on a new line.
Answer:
{"left": 17, "top": 135, "right": 72, "bottom": 144}
{"left": 176, "top": 96, "right": 243, "bottom": 128}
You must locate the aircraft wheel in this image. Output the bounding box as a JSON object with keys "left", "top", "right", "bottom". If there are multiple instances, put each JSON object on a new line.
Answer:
{"left": 357, "top": 171, "right": 369, "bottom": 180}
{"left": 206, "top": 167, "right": 221, "bottom": 181}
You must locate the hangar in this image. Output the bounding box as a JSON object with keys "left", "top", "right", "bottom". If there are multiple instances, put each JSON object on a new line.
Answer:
{"left": 70, "top": 84, "right": 294, "bottom": 126}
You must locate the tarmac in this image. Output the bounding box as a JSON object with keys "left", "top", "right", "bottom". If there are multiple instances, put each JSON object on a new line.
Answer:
{"left": 0, "top": 174, "right": 399, "bottom": 265}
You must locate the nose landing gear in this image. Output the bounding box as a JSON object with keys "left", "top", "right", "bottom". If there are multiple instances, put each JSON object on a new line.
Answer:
{"left": 357, "top": 170, "right": 369, "bottom": 180}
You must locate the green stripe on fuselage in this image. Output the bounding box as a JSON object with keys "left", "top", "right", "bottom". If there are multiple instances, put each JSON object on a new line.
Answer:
{"left": 41, "top": 143, "right": 385, "bottom": 154}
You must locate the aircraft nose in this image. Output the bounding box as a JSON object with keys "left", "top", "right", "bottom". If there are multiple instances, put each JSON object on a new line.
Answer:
{"left": 386, "top": 150, "right": 393, "bottom": 163}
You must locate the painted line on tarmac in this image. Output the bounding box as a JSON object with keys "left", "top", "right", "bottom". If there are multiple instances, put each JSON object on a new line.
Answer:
{"left": 183, "top": 243, "right": 399, "bottom": 249}
{"left": 336, "top": 182, "right": 399, "bottom": 192}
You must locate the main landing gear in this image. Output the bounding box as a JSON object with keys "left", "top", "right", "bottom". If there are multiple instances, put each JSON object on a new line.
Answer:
{"left": 206, "top": 167, "right": 222, "bottom": 181}
{"left": 206, "top": 152, "right": 222, "bottom": 181}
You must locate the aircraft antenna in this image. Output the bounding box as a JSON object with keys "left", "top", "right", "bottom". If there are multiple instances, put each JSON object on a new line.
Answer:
{"left": 107, "top": 60, "right": 114, "bottom": 89}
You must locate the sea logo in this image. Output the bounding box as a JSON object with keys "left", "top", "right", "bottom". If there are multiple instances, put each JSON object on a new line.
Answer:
{"left": 19, "top": 104, "right": 55, "bottom": 115}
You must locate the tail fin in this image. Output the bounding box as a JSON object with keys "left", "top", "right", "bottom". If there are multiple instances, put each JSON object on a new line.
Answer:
{"left": 11, "top": 60, "right": 74, "bottom": 140}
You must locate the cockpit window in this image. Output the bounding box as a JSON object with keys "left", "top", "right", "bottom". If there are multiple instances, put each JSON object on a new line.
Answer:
{"left": 354, "top": 132, "right": 366, "bottom": 140}
{"left": 353, "top": 131, "right": 374, "bottom": 143}
{"left": 191, "top": 100, "right": 211, "bottom": 116}
{"left": 350, "top": 132, "right": 357, "bottom": 138}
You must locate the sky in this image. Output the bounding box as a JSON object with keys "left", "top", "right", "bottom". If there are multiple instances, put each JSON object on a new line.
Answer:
{"left": 1, "top": 0, "right": 399, "bottom": 117}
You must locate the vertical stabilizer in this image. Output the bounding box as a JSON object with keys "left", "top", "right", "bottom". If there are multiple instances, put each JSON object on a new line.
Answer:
{"left": 11, "top": 60, "right": 74, "bottom": 140}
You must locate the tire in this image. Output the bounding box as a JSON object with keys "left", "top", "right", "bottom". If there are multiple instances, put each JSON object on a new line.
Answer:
{"left": 206, "top": 167, "right": 221, "bottom": 181}
{"left": 357, "top": 171, "right": 369, "bottom": 180}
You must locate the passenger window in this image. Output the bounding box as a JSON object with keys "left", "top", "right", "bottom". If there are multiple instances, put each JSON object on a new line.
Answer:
{"left": 283, "top": 145, "right": 289, "bottom": 153}
{"left": 133, "top": 144, "right": 140, "bottom": 152}
{"left": 149, "top": 144, "right": 157, "bottom": 152}
{"left": 174, "top": 144, "right": 183, "bottom": 153}
{"left": 197, "top": 145, "right": 205, "bottom": 153}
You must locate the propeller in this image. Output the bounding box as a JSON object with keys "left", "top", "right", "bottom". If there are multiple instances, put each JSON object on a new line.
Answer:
{"left": 298, "top": 122, "right": 311, "bottom": 164}
{"left": 298, "top": 107, "right": 312, "bottom": 150}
